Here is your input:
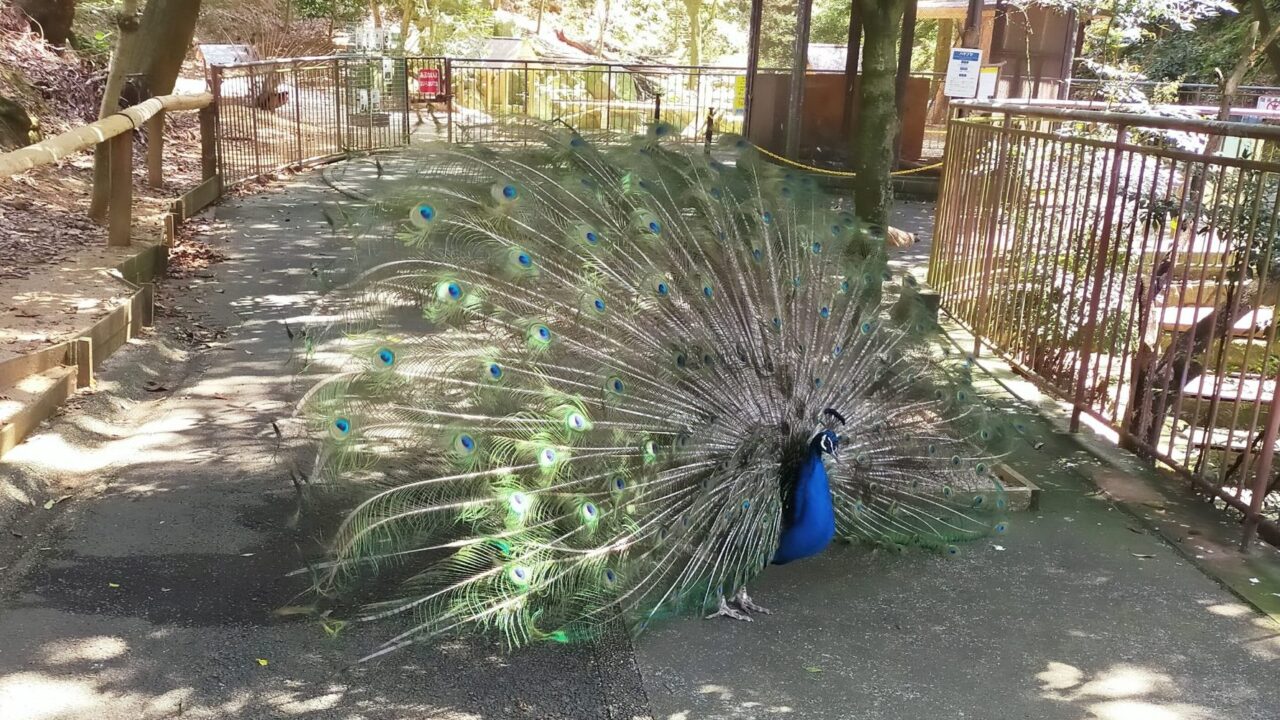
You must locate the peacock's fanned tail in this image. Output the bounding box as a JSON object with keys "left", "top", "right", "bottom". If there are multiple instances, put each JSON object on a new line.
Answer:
{"left": 298, "top": 123, "right": 1021, "bottom": 659}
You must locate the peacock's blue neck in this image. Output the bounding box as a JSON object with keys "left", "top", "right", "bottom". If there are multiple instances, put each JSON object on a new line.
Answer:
{"left": 772, "top": 444, "right": 837, "bottom": 565}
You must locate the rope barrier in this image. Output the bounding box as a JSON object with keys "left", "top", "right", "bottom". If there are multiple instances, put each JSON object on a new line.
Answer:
{"left": 748, "top": 143, "right": 944, "bottom": 178}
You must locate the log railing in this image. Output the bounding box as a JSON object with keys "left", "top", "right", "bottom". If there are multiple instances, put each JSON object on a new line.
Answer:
{"left": 0, "top": 92, "right": 217, "bottom": 247}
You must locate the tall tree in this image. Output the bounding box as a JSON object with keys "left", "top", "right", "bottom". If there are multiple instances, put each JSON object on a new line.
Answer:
{"left": 683, "top": 0, "right": 702, "bottom": 67}
{"left": 851, "top": 0, "right": 905, "bottom": 229}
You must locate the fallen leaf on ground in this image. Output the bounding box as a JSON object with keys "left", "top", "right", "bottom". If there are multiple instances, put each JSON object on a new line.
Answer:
{"left": 256, "top": 658, "right": 269, "bottom": 666}
{"left": 1131, "top": 553, "right": 1155, "bottom": 559}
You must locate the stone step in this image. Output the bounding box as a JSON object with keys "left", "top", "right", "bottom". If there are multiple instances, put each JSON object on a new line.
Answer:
{"left": 1158, "top": 306, "right": 1274, "bottom": 336}
{"left": 0, "top": 366, "right": 78, "bottom": 458}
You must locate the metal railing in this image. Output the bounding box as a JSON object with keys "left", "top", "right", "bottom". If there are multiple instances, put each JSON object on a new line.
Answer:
{"left": 1066, "top": 78, "right": 1280, "bottom": 111}
{"left": 210, "top": 55, "right": 410, "bottom": 185}
{"left": 932, "top": 100, "right": 1280, "bottom": 547}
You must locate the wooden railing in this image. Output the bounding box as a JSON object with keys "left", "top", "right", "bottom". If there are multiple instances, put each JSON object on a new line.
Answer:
{"left": 0, "top": 92, "right": 218, "bottom": 247}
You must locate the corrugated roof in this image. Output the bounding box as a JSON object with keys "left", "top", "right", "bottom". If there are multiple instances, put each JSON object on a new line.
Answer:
{"left": 484, "top": 37, "right": 538, "bottom": 61}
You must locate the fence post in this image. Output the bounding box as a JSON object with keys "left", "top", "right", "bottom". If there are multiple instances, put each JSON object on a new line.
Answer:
{"left": 604, "top": 64, "right": 613, "bottom": 132}
{"left": 654, "top": 94, "right": 662, "bottom": 122}
{"left": 332, "top": 59, "right": 344, "bottom": 154}
{"left": 970, "top": 114, "right": 1014, "bottom": 358}
{"left": 1242, "top": 365, "right": 1280, "bottom": 547}
{"left": 145, "top": 109, "right": 164, "bottom": 188}
{"left": 445, "top": 58, "right": 454, "bottom": 144}
{"left": 291, "top": 62, "right": 304, "bottom": 164}
{"left": 107, "top": 130, "right": 133, "bottom": 247}
{"left": 1069, "top": 123, "right": 1128, "bottom": 432}
{"left": 209, "top": 66, "right": 223, "bottom": 181}
{"left": 198, "top": 103, "right": 218, "bottom": 183}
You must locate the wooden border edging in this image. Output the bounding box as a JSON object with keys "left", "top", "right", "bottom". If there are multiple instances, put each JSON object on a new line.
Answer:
{"left": 0, "top": 241, "right": 167, "bottom": 460}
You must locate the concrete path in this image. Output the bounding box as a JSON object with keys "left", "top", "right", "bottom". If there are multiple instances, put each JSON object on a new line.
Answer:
{"left": 0, "top": 162, "right": 1277, "bottom": 720}
{"left": 0, "top": 175, "right": 646, "bottom": 719}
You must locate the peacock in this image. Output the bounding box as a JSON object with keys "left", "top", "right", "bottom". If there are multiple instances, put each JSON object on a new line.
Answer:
{"left": 298, "top": 121, "right": 1022, "bottom": 662}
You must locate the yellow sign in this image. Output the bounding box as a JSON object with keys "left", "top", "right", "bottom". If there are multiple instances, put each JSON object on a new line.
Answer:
{"left": 733, "top": 76, "right": 747, "bottom": 110}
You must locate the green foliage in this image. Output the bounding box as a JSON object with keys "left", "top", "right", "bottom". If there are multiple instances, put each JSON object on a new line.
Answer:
{"left": 1130, "top": 1, "right": 1280, "bottom": 83}
{"left": 809, "top": 2, "right": 941, "bottom": 72}
{"left": 296, "top": 0, "right": 366, "bottom": 22}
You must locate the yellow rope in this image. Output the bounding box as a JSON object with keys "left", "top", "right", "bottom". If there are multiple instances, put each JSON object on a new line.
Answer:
{"left": 750, "top": 143, "right": 944, "bottom": 178}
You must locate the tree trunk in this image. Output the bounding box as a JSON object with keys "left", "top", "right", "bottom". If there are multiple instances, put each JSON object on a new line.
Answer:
{"left": 89, "top": 0, "right": 141, "bottom": 222}
{"left": 851, "top": 0, "right": 904, "bottom": 229}
{"left": 683, "top": 0, "right": 702, "bottom": 68}
{"left": 14, "top": 0, "right": 77, "bottom": 46}
{"left": 893, "top": 0, "right": 917, "bottom": 165}
{"left": 370, "top": 0, "right": 382, "bottom": 29}
{"left": 397, "top": 0, "right": 414, "bottom": 52}
{"left": 926, "top": 19, "right": 953, "bottom": 124}
{"left": 1241, "top": 0, "right": 1280, "bottom": 78}
{"left": 129, "top": 0, "right": 204, "bottom": 96}
{"left": 841, "top": 1, "right": 862, "bottom": 144}
{"left": 597, "top": 0, "right": 611, "bottom": 54}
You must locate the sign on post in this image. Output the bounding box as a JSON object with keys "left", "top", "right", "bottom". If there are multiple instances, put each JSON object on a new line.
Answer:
{"left": 733, "top": 75, "right": 747, "bottom": 111}
{"left": 944, "top": 48, "right": 983, "bottom": 99}
{"left": 417, "top": 67, "right": 442, "bottom": 96}
{"left": 1256, "top": 95, "right": 1280, "bottom": 112}
{"left": 976, "top": 66, "right": 1000, "bottom": 100}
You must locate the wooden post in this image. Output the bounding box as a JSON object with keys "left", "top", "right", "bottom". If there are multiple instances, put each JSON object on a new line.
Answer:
{"left": 146, "top": 109, "right": 165, "bottom": 188}
{"left": 108, "top": 130, "right": 134, "bottom": 247}
{"left": 198, "top": 104, "right": 217, "bottom": 181}
{"left": 893, "top": 0, "right": 919, "bottom": 166}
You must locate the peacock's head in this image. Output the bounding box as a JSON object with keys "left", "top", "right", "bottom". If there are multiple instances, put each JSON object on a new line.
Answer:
{"left": 811, "top": 408, "right": 847, "bottom": 457}
{"left": 811, "top": 429, "right": 841, "bottom": 456}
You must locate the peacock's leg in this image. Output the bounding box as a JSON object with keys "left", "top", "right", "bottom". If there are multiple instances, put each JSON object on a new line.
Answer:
{"left": 705, "top": 595, "right": 753, "bottom": 622}
{"left": 732, "top": 587, "right": 771, "bottom": 615}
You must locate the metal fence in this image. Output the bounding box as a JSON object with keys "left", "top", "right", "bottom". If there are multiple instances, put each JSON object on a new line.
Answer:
{"left": 211, "top": 55, "right": 410, "bottom": 185}
{"left": 208, "top": 54, "right": 963, "bottom": 181}
{"left": 405, "top": 56, "right": 753, "bottom": 145}
{"left": 931, "top": 101, "right": 1280, "bottom": 547}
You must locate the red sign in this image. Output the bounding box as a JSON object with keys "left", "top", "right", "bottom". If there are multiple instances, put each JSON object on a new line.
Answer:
{"left": 417, "top": 68, "right": 441, "bottom": 96}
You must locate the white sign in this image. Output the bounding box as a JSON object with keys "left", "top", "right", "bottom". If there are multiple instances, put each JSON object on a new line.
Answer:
{"left": 1257, "top": 95, "right": 1280, "bottom": 112}
{"left": 976, "top": 66, "right": 999, "bottom": 100}
{"left": 944, "top": 47, "right": 983, "bottom": 99}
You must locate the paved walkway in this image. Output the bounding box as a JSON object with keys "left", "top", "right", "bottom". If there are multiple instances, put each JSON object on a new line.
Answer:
{"left": 0, "top": 163, "right": 1276, "bottom": 719}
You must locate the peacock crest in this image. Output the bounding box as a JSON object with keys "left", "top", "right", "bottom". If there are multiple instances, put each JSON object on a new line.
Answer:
{"left": 297, "top": 122, "right": 1020, "bottom": 661}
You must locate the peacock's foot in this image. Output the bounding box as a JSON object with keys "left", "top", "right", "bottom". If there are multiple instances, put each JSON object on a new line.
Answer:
{"left": 732, "top": 587, "right": 772, "bottom": 615}
{"left": 705, "top": 596, "right": 753, "bottom": 622}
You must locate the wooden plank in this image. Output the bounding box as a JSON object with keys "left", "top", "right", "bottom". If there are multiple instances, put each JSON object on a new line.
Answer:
{"left": 177, "top": 175, "right": 222, "bottom": 219}
{"left": 0, "top": 343, "right": 72, "bottom": 388}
